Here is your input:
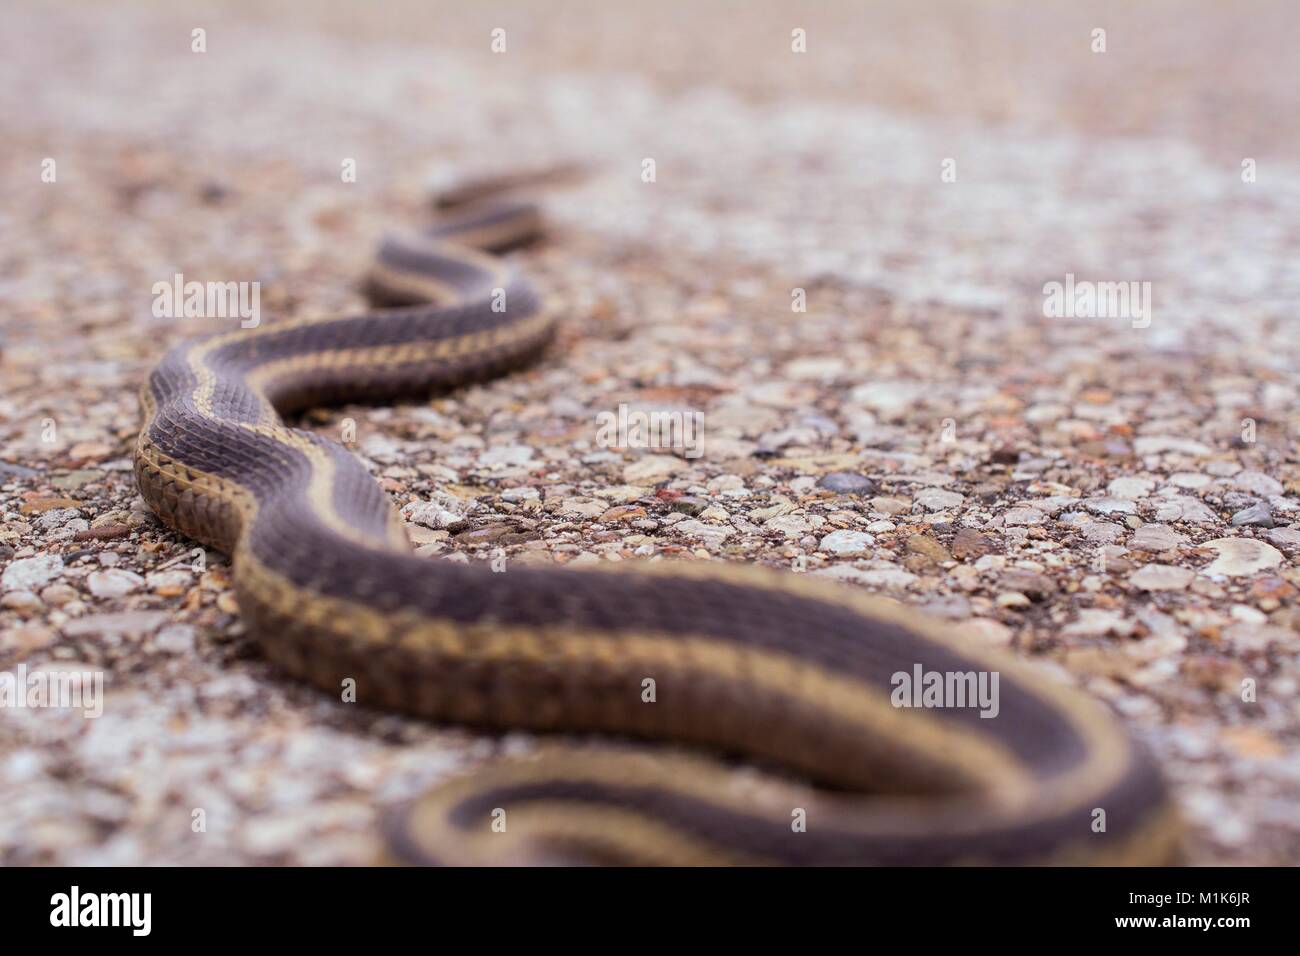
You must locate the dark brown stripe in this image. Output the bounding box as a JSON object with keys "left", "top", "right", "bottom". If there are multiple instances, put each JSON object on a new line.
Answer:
{"left": 444, "top": 757, "right": 1166, "bottom": 865}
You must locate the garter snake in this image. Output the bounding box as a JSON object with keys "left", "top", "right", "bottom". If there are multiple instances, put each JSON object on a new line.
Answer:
{"left": 134, "top": 178, "right": 1179, "bottom": 866}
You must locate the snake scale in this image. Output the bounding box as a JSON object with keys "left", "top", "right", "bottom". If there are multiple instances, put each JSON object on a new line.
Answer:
{"left": 134, "top": 178, "right": 1180, "bottom": 865}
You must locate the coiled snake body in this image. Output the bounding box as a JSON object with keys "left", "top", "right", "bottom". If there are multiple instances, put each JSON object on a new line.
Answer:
{"left": 135, "top": 186, "right": 1179, "bottom": 865}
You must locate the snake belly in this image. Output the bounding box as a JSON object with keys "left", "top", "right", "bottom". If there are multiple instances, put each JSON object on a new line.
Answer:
{"left": 134, "top": 195, "right": 1180, "bottom": 866}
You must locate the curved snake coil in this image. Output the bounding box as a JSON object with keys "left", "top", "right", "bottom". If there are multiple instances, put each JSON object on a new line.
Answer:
{"left": 135, "top": 183, "right": 1179, "bottom": 865}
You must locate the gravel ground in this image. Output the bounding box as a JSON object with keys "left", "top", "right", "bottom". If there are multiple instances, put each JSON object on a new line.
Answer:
{"left": 2, "top": 1, "right": 1298, "bottom": 864}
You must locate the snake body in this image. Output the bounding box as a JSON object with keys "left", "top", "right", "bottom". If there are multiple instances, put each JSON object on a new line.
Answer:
{"left": 135, "top": 188, "right": 1179, "bottom": 865}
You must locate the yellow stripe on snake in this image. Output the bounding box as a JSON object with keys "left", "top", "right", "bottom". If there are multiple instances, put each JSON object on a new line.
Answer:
{"left": 134, "top": 181, "right": 1180, "bottom": 865}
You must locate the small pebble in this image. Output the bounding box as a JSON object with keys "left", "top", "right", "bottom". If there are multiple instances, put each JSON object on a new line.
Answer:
{"left": 818, "top": 530, "right": 874, "bottom": 555}
{"left": 670, "top": 496, "right": 708, "bottom": 516}
{"left": 1202, "top": 539, "right": 1284, "bottom": 577}
{"left": 1, "top": 554, "right": 64, "bottom": 592}
{"left": 817, "top": 472, "right": 876, "bottom": 495}
{"left": 1230, "top": 502, "right": 1273, "bottom": 528}
{"left": 1130, "top": 564, "right": 1196, "bottom": 591}
{"left": 87, "top": 568, "right": 146, "bottom": 599}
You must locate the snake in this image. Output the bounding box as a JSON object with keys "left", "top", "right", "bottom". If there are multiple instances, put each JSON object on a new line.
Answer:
{"left": 134, "top": 175, "right": 1180, "bottom": 865}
